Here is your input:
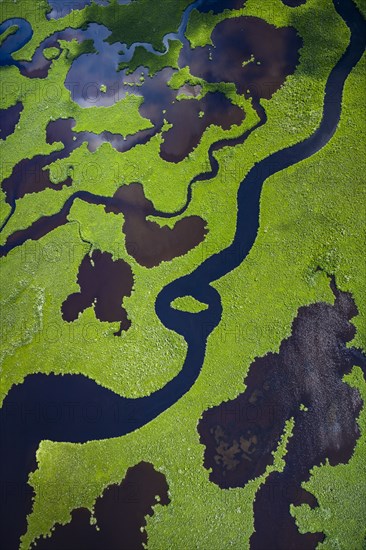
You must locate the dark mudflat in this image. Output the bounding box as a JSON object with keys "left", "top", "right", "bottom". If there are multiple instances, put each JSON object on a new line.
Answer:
{"left": 1, "top": 148, "right": 72, "bottom": 205}
{"left": 252, "top": 471, "right": 324, "bottom": 550}
{"left": 1, "top": 181, "right": 208, "bottom": 269}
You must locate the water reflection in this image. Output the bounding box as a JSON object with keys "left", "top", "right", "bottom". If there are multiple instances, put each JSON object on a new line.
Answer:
{"left": 46, "top": 0, "right": 132, "bottom": 21}
{"left": 180, "top": 16, "right": 302, "bottom": 101}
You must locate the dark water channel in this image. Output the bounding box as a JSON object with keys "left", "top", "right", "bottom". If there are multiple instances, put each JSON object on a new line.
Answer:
{"left": 0, "top": 115, "right": 155, "bottom": 234}
{"left": 0, "top": 0, "right": 365, "bottom": 548}
{"left": 0, "top": 8, "right": 302, "bottom": 228}
{"left": 0, "top": 178, "right": 208, "bottom": 268}
{"left": 282, "top": 0, "right": 307, "bottom": 7}
{"left": 0, "top": 18, "right": 33, "bottom": 67}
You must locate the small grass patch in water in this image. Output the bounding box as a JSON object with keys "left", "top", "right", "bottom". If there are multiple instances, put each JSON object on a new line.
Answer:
{"left": 171, "top": 295, "right": 208, "bottom": 313}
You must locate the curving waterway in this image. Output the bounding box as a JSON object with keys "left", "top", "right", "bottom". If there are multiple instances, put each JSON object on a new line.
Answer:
{"left": 0, "top": 0, "right": 365, "bottom": 548}
{"left": 0, "top": 18, "right": 33, "bottom": 66}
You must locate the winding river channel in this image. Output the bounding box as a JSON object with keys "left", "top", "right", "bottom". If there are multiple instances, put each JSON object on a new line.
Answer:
{"left": 0, "top": 0, "right": 365, "bottom": 547}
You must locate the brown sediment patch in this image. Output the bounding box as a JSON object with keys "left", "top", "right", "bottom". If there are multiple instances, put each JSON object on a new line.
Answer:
{"left": 180, "top": 16, "right": 302, "bottom": 100}
{"left": 61, "top": 250, "right": 134, "bottom": 334}
{"left": 106, "top": 182, "right": 208, "bottom": 267}
{"left": 33, "top": 461, "right": 170, "bottom": 550}
{"left": 160, "top": 91, "right": 244, "bottom": 163}
{"left": 0, "top": 102, "right": 23, "bottom": 140}
{"left": 198, "top": 280, "right": 363, "bottom": 547}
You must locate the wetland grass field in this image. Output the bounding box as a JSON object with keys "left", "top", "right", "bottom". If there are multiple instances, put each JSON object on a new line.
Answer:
{"left": 0, "top": 0, "right": 365, "bottom": 548}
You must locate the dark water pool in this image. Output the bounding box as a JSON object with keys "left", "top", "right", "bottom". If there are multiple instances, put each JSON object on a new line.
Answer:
{"left": 179, "top": 15, "right": 302, "bottom": 101}
{"left": 61, "top": 250, "right": 134, "bottom": 334}
{"left": 33, "top": 461, "right": 169, "bottom": 549}
{"left": 198, "top": 282, "right": 364, "bottom": 548}
{"left": 105, "top": 183, "right": 208, "bottom": 267}
{"left": 0, "top": 102, "right": 23, "bottom": 140}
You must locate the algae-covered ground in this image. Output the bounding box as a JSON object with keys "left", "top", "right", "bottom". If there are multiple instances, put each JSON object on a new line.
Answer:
{"left": 0, "top": 0, "right": 365, "bottom": 548}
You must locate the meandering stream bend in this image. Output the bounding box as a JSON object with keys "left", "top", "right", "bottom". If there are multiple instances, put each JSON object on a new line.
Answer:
{"left": 0, "top": 0, "right": 365, "bottom": 548}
